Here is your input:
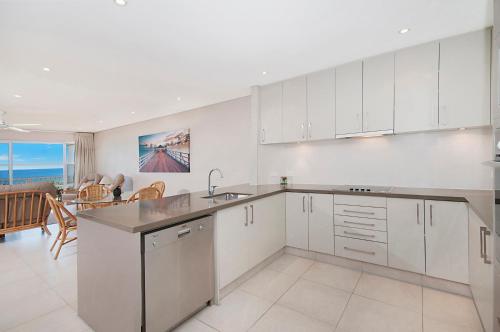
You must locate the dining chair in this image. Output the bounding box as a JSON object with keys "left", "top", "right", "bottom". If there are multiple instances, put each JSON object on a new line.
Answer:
{"left": 46, "top": 193, "right": 77, "bottom": 260}
{"left": 78, "top": 184, "right": 106, "bottom": 210}
{"left": 126, "top": 187, "right": 162, "bottom": 203}
{"left": 150, "top": 181, "right": 166, "bottom": 197}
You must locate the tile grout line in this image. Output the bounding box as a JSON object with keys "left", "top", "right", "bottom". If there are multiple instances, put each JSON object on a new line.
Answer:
{"left": 244, "top": 260, "right": 316, "bottom": 331}
{"left": 334, "top": 270, "right": 363, "bottom": 331}
{"left": 194, "top": 317, "right": 221, "bottom": 332}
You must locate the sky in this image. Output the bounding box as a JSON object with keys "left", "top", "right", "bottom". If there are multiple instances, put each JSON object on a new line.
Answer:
{"left": 0, "top": 143, "right": 65, "bottom": 168}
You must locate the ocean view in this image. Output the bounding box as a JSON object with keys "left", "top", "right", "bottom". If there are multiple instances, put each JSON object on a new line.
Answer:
{"left": 0, "top": 168, "right": 64, "bottom": 185}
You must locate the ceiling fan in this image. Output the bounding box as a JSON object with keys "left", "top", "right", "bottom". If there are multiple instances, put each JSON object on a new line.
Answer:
{"left": 0, "top": 111, "right": 40, "bottom": 133}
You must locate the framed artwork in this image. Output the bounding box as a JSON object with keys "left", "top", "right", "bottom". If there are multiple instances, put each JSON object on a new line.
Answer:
{"left": 138, "top": 129, "right": 190, "bottom": 173}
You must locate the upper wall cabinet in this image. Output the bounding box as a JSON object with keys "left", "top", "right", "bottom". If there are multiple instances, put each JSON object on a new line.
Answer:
{"left": 439, "top": 29, "right": 491, "bottom": 129}
{"left": 282, "top": 77, "right": 308, "bottom": 142}
{"left": 260, "top": 82, "right": 282, "bottom": 144}
{"left": 394, "top": 42, "right": 439, "bottom": 133}
{"left": 335, "top": 60, "right": 363, "bottom": 136}
{"left": 307, "top": 70, "right": 335, "bottom": 140}
{"left": 363, "top": 53, "right": 395, "bottom": 133}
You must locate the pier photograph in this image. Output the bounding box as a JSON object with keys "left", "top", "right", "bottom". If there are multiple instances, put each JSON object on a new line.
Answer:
{"left": 138, "top": 129, "right": 190, "bottom": 173}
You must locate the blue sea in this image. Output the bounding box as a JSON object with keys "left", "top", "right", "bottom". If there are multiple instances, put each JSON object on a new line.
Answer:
{"left": 0, "top": 168, "right": 63, "bottom": 185}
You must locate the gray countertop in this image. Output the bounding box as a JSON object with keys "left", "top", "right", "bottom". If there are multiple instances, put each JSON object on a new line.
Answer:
{"left": 77, "top": 184, "right": 494, "bottom": 233}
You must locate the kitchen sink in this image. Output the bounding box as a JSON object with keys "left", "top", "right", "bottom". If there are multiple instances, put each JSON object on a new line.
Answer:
{"left": 202, "top": 192, "right": 252, "bottom": 200}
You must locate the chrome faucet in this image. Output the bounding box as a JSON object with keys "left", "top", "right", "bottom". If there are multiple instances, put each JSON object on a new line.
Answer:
{"left": 208, "top": 168, "right": 223, "bottom": 196}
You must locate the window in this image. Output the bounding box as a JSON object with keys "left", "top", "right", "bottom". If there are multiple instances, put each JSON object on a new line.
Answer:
{"left": 1, "top": 141, "right": 75, "bottom": 187}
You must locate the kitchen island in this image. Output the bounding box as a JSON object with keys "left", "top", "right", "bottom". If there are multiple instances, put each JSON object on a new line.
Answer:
{"left": 76, "top": 183, "right": 493, "bottom": 332}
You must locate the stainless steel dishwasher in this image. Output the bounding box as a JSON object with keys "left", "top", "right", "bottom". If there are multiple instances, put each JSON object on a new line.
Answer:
{"left": 144, "top": 215, "right": 214, "bottom": 332}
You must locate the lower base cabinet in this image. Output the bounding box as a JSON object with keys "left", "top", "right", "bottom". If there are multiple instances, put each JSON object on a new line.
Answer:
{"left": 286, "top": 192, "right": 334, "bottom": 255}
{"left": 469, "top": 209, "right": 493, "bottom": 332}
{"left": 335, "top": 236, "right": 388, "bottom": 265}
{"left": 217, "top": 194, "right": 285, "bottom": 289}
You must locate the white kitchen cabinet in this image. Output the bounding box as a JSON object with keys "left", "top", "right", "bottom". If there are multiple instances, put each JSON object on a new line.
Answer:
{"left": 363, "top": 53, "right": 394, "bottom": 133}
{"left": 308, "top": 194, "right": 334, "bottom": 255}
{"left": 387, "top": 198, "right": 425, "bottom": 274}
{"left": 286, "top": 192, "right": 334, "bottom": 254}
{"left": 425, "top": 200, "right": 469, "bottom": 284}
{"left": 252, "top": 194, "right": 286, "bottom": 266}
{"left": 439, "top": 29, "right": 491, "bottom": 129}
{"left": 285, "top": 193, "right": 309, "bottom": 250}
{"left": 394, "top": 42, "right": 439, "bottom": 133}
{"left": 217, "top": 195, "right": 286, "bottom": 289}
{"left": 335, "top": 60, "right": 363, "bottom": 136}
{"left": 307, "top": 70, "right": 335, "bottom": 140}
{"left": 469, "top": 209, "right": 493, "bottom": 332}
{"left": 217, "top": 204, "right": 251, "bottom": 288}
{"left": 282, "top": 77, "right": 308, "bottom": 142}
{"left": 260, "top": 82, "right": 283, "bottom": 144}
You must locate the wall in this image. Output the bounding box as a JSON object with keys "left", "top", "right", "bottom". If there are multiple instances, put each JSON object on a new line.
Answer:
{"left": 94, "top": 97, "right": 252, "bottom": 195}
{"left": 258, "top": 127, "right": 493, "bottom": 190}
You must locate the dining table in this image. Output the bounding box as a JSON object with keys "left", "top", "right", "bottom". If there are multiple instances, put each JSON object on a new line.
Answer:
{"left": 69, "top": 191, "right": 134, "bottom": 208}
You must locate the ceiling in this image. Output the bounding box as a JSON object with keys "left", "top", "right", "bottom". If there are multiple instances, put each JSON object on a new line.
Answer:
{"left": 0, "top": 0, "right": 493, "bottom": 133}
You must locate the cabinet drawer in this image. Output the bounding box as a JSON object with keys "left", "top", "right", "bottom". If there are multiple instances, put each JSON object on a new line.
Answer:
{"left": 335, "top": 195, "right": 387, "bottom": 208}
{"left": 335, "top": 226, "right": 387, "bottom": 243}
{"left": 334, "top": 204, "right": 386, "bottom": 220}
{"left": 334, "top": 215, "right": 387, "bottom": 231}
{"left": 335, "top": 236, "right": 388, "bottom": 266}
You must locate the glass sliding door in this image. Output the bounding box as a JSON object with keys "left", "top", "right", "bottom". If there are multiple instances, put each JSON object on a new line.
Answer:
{"left": 12, "top": 143, "right": 64, "bottom": 186}
{"left": 0, "top": 143, "right": 9, "bottom": 185}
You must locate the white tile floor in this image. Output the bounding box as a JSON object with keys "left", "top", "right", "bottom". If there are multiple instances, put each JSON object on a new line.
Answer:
{"left": 0, "top": 227, "right": 484, "bottom": 332}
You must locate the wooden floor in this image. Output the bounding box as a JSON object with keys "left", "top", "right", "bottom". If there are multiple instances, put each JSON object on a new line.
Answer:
{"left": 140, "top": 150, "right": 188, "bottom": 173}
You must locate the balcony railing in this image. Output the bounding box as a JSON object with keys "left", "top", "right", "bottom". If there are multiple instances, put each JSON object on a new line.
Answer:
{"left": 0, "top": 176, "right": 66, "bottom": 186}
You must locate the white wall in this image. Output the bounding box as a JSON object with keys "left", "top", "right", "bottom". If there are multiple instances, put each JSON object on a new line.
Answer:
{"left": 94, "top": 97, "right": 252, "bottom": 195}
{"left": 258, "top": 127, "right": 493, "bottom": 190}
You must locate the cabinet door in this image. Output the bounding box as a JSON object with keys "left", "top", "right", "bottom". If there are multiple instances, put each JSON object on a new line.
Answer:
{"left": 217, "top": 205, "right": 249, "bottom": 288}
{"left": 307, "top": 70, "right": 335, "bottom": 140}
{"left": 439, "top": 29, "right": 491, "bottom": 129}
{"left": 469, "top": 209, "right": 493, "bottom": 332}
{"left": 336, "top": 60, "right": 363, "bottom": 136}
{"left": 282, "top": 77, "right": 308, "bottom": 142}
{"left": 394, "top": 42, "right": 439, "bottom": 133}
{"left": 387, "top": 198, "right": 425, "bottom": 274}
{"left": 286, "top": 193, "right": 309, "bottom": 250}
{"left": 308, "top": 194, "right": 334, "bottom": 255}
{"left": 425, "top": 201, "right": 469, "bottom": 284}
{"left": 363, "top": 53, "right": 395, "bottom": 132}
{"left": 251, "top": 194, "right": 286, "bottom": 266}
{"left": 260, "top": 83, "right": 283, "bottom": 144}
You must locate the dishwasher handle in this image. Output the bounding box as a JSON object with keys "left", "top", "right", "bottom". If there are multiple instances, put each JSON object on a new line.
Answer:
{"left": 178, "top": 228, "right": 191, "bottom": 238}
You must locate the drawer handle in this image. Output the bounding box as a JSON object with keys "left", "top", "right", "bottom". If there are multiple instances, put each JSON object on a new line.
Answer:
{"left": 343, "top": 209, "right": 375, "bottom": 215}
{"left": 344, "top": 231, "right": 375, "bottom": 238}
{"left": 343, "top": 220, "right": 376, "bottom": 227}
{"left": 344, "top": 246, "right": 376, "bottom": 255}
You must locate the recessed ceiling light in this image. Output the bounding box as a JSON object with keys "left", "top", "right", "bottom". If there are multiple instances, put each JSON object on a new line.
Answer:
{"left": 176, "top": 97, "right": 181, "bottom": 101}
{"left": 42, "top": 67, "right": 51, "bottom": 72}
{"left": 459, "top": 127, "right": 466, "bottom": 130}
{"left": 398, "top": 28, "right": 410, "bottom": 34}
{"left": 262, "top": 71, "right": 267, "bottom": 75}
{"left": 13, "top": 94, "right": 22, "bottom": 98}
{"left": 131, "top": 111, "right": 136, "bottom": 114}
{"left": 114, "top": 0, "right": 127, "bottom": 6}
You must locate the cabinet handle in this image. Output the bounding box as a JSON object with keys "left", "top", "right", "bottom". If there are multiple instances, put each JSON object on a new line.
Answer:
{"left": 416, "top": 203, "right": 420, "bottom": 225}
{"left": 481, "top": 226, "right": 492, "bottom": 264}
{"left": 480, "top": 227, "right": 485, "bottom": 258}
{"left": 343, "top": 220, "right": 376, "bottom": 227}
{"left": 244, "top": 206, "right": 249, "bottom": 226}
{"left": 302, "top": 196, "right": 305, "bottom": 213}
{"left": 343, "top": 231, "right": 375, "bottom": 238}
{"left": 308, "top": 122, "right": 312, "bottom": 139}
{"left": 310, "top": 196, "right": 313, "bottom": 213}
{"left": 343, "top": 209, "right": 375, "bottom": 215}
{"left": 250, "top": 204, "right": 254, "bottom": 224}
{"left": 261, "top": 129, "right": 265, "bottom": 143}
{"left": 429, "top": 205, "right": 433, "bottom": 226}
{"left": 344, "top": 246, "right": 376, "bottom": 255}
